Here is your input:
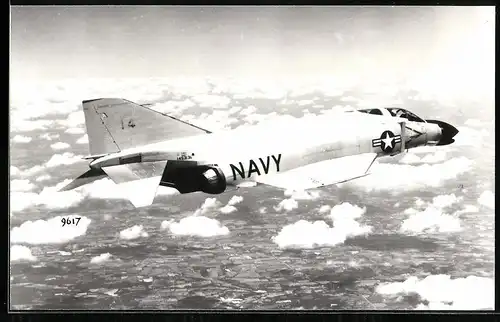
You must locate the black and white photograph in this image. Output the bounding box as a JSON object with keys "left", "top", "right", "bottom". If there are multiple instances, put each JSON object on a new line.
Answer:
{"left": 9, "top": 6, "right": 495, "bottom": 310}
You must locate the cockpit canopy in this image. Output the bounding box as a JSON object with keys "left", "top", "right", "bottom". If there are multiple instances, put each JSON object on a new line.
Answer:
{"left": 358, "top": 108, "right": 426, "bottom": 123}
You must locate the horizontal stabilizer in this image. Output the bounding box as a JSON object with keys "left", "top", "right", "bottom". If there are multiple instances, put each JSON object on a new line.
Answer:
{"left": 101, "top": 162, "right": 166, "bottom": 207}
{"left": 254, "top": 153, "right": 377, "bottom": 191}
{"left": 59, "top": 168, "right": 107, "bottom": 191}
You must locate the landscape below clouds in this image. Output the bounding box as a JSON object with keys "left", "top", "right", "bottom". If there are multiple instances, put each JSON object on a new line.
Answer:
{"left": 10, "top": 6, "right": 494, "bottom": 311}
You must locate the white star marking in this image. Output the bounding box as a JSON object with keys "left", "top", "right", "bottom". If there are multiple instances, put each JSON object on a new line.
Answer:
{"left": 381, "top": 132, "right": 395, "bottom": 149}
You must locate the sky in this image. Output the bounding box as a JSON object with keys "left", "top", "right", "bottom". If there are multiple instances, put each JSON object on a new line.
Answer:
{"left": 10, "top": 6, "right": 494, "bottom": 85}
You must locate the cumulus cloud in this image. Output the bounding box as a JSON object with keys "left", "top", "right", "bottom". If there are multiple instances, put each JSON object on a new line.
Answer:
{"left": 39, "top": 133, "right": 60, "bottom": 141}
{"left": 227, "top": 195, "right": 244, "bottom": 206}
{"left": 464, "top": 119, "right": 483, "bottom": 127}
{"left": 57, "top": 111, "right": 85, "bottom": 128}
{"left": 220, "top": 205, "right": 238, "bottom": 214}
{"left": 11, "top": 179, "right": 35, "bottom": 192}
{"left": 12, "top": 119, "right": 56, "bottom": 132}
{"left": 344, "top": 157, "right": 473, "bottom": 193}
{"left": 191, "top": 94, "right": 230, "bottom": 109}
{"left": 228, "top": 105, "right": 242, "bottom": 115}
{"left": 76, "top": 134, "right": 89, "bottom": 144}
{"left": 10, "top": 245, "right": 37, "bottom": 262}
{"left": 478, "top": 190, "right": 494, "bottom": 209}
{"left": 240, "top": 105, "right": 257, "bottom": 116}
{"left": 236, "top": 181, "right": 258, "bottom": 188}
{"left": 274, "top": 198, "right": 299, "bottom": 212}
{"left": 119, "top": 225, "right": 149, "bottom": 240}
{"left": 401, "top": 193, "right": 463, "bottom": 234}
{"left": 20, "top": 165, "right": 45, "bottom": 177}
{"left": 10, "top": 166, "right": 20, "bottom": 176}
{"left": 90, "top": 253, "right": 113, "bottom": 264}
{"left": 401, "top": 207, "right": 462, "bottom": 234}
{"left": 10, "top": 180, "right": 86, "bottom": 212}
{"left": 35, "top": 174, "right": 51, "bottom": 182}
{"left": 193, "top": 197, "right": 221, "bottom": 216}
{"left": 318, "top": 205, "right": 331, "bottom": 214}
{"left": 219, "top": 196, "right": 242, "bottom": 213}
{"left": 64, "top": 127, "right": 85, "bottom": 135}
{"left": 10, "top": 215, "right": 91, "bottom": 245}
{"left": 376, "top": 274, "right": 494, "bottom": 310}
{"left": 454, "top": 126, "right": 490, "bottom": 147}
{"left": 400, "top": 151, "right": 448, "bottom": 164}
{"left": 152, "top": 99, "right": 196, "bottom": 115}
{"left": 46, "top": 152, "right": 83, "bottom": 167}
{"left": 431, "top": 193, "right": 463, "bottom": 209}
{"left": 161, "top": 216, "right": 230, "bottom": 237}
{"left": 454, "top": 205, "right": 479, "bottom": 215}
{"left": 12, "top": 135, "right": 32, "bottom": 143}
{"left": 284, "top": 189, "right": 321, "bottom": 200}
{"left": 272, "top": 202, "right": 371, "bottom": 249}
{"left": 50, "top": 142, "right": 71, "bottom": 151}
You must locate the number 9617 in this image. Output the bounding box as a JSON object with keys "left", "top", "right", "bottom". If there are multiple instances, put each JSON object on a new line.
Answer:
{"left": 61, "top": 217, "right": 81, "bottom": 227}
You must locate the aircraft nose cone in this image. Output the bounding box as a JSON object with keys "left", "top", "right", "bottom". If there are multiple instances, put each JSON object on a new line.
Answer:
{"left": 426, "top": 119, "right": 459, "bottom": 146}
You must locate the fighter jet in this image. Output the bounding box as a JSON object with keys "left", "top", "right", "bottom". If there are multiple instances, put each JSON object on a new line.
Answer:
{"left": 60, "top": 98, "right": 459, "bottom": 207}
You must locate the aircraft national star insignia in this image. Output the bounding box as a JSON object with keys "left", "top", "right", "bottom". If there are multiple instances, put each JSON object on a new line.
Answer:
{"left": 372, "top": 130, "right": 402, "bottom": 153}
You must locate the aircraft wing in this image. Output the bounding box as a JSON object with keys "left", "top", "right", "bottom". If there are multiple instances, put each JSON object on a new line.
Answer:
{"left": 252, "top": 153, "right": 377, "bottom": 191}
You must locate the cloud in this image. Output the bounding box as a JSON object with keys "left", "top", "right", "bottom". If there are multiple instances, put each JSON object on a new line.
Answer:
{"left": 431, "top": 193, "right": 463, "bottom": 209}
{"left": 401, "top": 206, "right": 462, "bottom": 234}
{"left": 191, "top": 94, "right": 231, "bottom": 109}
{"left": 50, "top": 142, "right": 71, "bottom": 151}
{"left": 35, "top": 174, "right": 51, "bottom": 182}
{"left": 10, "top": 245, "right": 37, "bottom": 262}
{"left": 119, "top": 225, "right": 149, "bottom": 240}
{"left": 193, "top": 197, "right": 221, "bottom": 216}
{"left": 90, "top": 253, "right": 113, "bottom": 264}
{"left": 226, "top": 195, "right": 243, "bottom": 206}
{"left": 228, "top": 106, "right": 242, "bottom": 115}
{"left": 39, "top": 133, "right": 60, "bottom": 141}
{"left": 10, "top": 215, "right": 91, "bottom": 245}
{"left": 76, "top": 134, "right": 89, "bottom": 144}
{"left": 20, "top": 165, "right": 45, "bottom": 177}
{"left": 236, "top": 181, "right": 258, "bottom": 188}
{"left": 10, "top": 179, "right": 87, "bottom": 212}
{"left": 478, "top": 190, "right": 494, "bottom": 209}
{"left": 454, "top": 126, "right": 490, "bottom": 147}
{"left": 400, "top": 151, "right": 448, "bottom": 165}
{"left": 46, "top": 152, "right": 84, "bottom": 167}
{"left": 64, "top": 127, "right": 85, "bottom": 135}
{"left": 10, "top": 166, "right": 20, "bottom": 176}
{"left": 220, "top": 205, "right": 238, "bottom": 214}
{"left": 12, "top": 135, "right": 32, "bottom": 143}
{"left": 272, "top": 202, "right": 371, "bottom": 249}
{"left": 318, "top": 205, "right": 331, "bottom": 214}
{"left": 160, "top": 216, "right": 230, "bottom": 237}
{"left": 153, "top": 99, "right": 196, "bottom": 115}
{"left": 11, "top": 119, "right": 57, "bottom": 132}
{"left": 240, "top": 105, "right": 257, "bottom": 116}
{"left": 10, "top": 179, "right": 35, "bottom": 192}
{"left": 297, "top": 99, "right": 314, "bottom": 106}
{"left": 284, "top": 189, "right": 321, "bottom": 200}
{"left": 57, "top": 111, "right": 85, "bottom": 128}
{"left": 464, "top": 119, "right": 483, "bottom": 127}
{"left": 274, "top": 198, "right": 299, "bottom": 212}
{"left": 376, "top": 274, "right": 494, "bottom": 310}
{"left": 454, "top": 204, "right": 479, "bottom": 215}
{"left": 401, "top": 194, "right": 464, "bottom": 234}
{"left": 343, "top": 157, "right": 473, "bottom": 193}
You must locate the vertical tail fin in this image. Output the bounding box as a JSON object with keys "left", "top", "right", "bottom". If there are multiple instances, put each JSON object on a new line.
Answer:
{"left": 82, "top": 98, "right": 211, "bottom": 156}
